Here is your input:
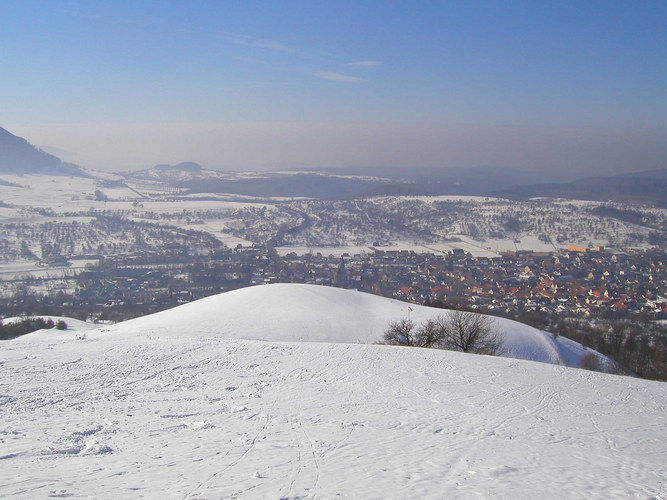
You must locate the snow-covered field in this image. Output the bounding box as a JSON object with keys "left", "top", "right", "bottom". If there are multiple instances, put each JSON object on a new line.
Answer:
{"left": 2, "top": 173, "right": 663, "bottom": 265}
{"left": 2, "top": 284, "right": 664, "bottom": 498}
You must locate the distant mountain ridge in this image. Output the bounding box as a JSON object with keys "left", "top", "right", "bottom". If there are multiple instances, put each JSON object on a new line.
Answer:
{"left": 0, "top": 126, "right": 87, "bottom": 176}
{"left": 319, "top": 165, "right": 570, "bottom": 195}
{"left": 154, "top": 161, "right": 203, "bottom": 173}
{"left": 125, "top": 164, "right": 554, "bottom": 199}
{"left": 3, "top": 125, "right": 662, "bottom": 204}
{"left": 491, "top": 168, "right": 667, "bottom": 206}
{"left": 125, "top": 164, "right": 416, "bottom": 199}
{"left": 124, "top": 161, "right": 666, "bottom": 202}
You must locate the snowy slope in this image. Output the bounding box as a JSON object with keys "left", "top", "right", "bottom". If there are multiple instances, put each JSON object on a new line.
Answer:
{"left": 1, "top": 329, "right": 665, "bottom": 498}
{"left": 96, "top": 283, "right": 604, "bottom": 369}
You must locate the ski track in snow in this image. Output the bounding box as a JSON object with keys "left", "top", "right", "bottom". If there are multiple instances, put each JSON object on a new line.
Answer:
{"left": 1, "top": 329, "right": 666, "bottom": 499}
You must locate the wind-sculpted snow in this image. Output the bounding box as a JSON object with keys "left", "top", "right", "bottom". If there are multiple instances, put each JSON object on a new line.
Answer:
{"left": 1, "top": 329, "right": 665, "bottom": 498}
{"left": 95, "top": 283, "right": 603, "bottom": 369}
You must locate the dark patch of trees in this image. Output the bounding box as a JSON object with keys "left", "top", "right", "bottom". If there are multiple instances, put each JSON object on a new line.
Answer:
{"left": 0, "top": 317, "right": 67, "bottom": 340}
{"left": 556, "top": 319, "right": 666, "bottom": 381}
{"left": 179, "top": 174, "right": 417, "bottom": 200}
{"left": 94, "top": 190, "right": 109, "bottom": 202}
{"left": 590, "top": 205, "right": 644, "bottom": 225}
{"left": 648, "top": 231, "right": 665, "bottom": 247}
{"left": 423, "top": 300, "right": 667, "bottom": 381}
{"left": 503, "top": 217, "right": 522, "bottom": 233}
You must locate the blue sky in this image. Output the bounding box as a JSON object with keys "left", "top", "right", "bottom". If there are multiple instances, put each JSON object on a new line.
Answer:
{"left": 1, "top": 1, "right": 666, "bottom": 172}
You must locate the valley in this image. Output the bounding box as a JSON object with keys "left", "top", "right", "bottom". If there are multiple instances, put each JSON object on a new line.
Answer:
{"left": 1, "top": 167, "right": 664, "bottom": 380}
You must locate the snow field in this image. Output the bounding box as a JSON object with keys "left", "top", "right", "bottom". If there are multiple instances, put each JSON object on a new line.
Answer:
{"left": 1, "top": 331, "right": 664, "bottom": 498}
{"left": 98, "top": 284, "right": 605, "bottom": 369}
{"left": 3, "top": 174, "right": 663, "bottom": 260}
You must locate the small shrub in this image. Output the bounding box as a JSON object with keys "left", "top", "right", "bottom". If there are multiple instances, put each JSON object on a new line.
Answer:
{"left": 580, "top": 352, "right": 603, "bottom": 372}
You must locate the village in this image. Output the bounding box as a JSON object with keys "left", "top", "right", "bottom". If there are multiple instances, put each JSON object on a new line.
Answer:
{"left": 1, "top": 242, "right": 664, "bottom": 324}
{"left": 261, "top": 246, "right": 667, "bottom": 319}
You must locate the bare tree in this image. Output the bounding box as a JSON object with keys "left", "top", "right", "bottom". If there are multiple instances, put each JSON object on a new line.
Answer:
{"left": 414, "top": 318, "right": 442, "bottom": 348}
{"left": 384, "top": 318, "right": 447, "bottom": 347}
{"left": 438, "top": 310, "right": 503, "bottom": 355}
{"left": 383, "top": 311, "right": 503, "bottom": 355}
{"left": 383, "top": 318, "right": 417, "bottom": 346}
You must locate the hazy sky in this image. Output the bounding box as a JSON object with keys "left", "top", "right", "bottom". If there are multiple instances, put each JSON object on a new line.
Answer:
{"left": 2, "top": 1, "right": 666, "bottom": 173}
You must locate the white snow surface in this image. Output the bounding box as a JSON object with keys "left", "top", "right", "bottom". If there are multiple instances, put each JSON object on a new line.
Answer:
{"left": 98, "top": 283, "right": 602, "bottom": 369}
{"left": 1, "top": 284, "right": 665, "bottom": 498}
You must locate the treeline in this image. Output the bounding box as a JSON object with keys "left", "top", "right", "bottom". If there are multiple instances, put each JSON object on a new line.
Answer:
{"left": 590, "top": 205, "right": 645, "bottom": 225}
{"left": 554, "top": 319, "right": 666, "bottom": 381}
{"left": 513, "top": 311, "right": 666, "bottom": 380}
{"left": 0, "top": 317, "right": 68, "bottom": 340}
{"left": 425, "top": 300, "right": 667, "bottom": 381}
{"left": 382, "top": 310, "right": 502, "bottom": 355}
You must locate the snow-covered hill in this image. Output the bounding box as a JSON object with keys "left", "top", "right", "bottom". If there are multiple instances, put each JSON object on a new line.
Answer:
{"left": 94, "top": 283, "right": 607, "bottom": 370}
{"left": 1, "top": 311, "right": 665, "bottom": 498}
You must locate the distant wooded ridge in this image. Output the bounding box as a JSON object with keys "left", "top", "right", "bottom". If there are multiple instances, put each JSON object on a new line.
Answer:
{"left": 1, "top": 126, "right": 664, "bottom": 204}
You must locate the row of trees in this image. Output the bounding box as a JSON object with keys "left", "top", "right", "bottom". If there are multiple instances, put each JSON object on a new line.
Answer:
{"left": 422, "top": 299, "right": 666, "bottom": 381}
{"left": 382, "top": 310, "right": 635, "bottom": 377}
{"left": 0, "top": 317, "right": 67, "bottom": 340}
{"left": 555, "top": 319, "right": 666, "bottom": 381}
{"left": 383, "top": 310, "right": 503, "bottom": 355}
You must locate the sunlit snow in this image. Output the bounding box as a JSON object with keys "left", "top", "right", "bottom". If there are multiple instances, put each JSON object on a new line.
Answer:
{"left": 1, "top": 284, "right": 664, "bottom": 498}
